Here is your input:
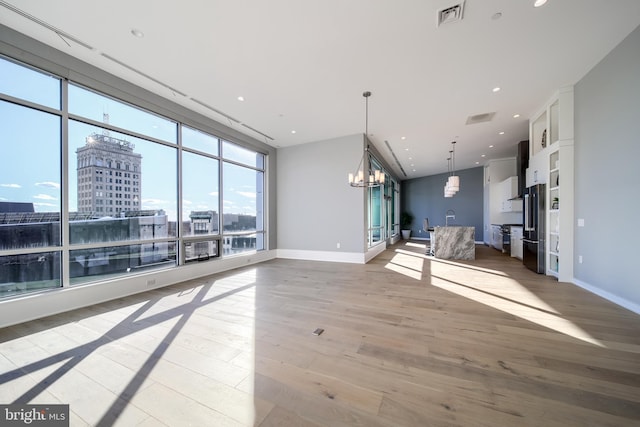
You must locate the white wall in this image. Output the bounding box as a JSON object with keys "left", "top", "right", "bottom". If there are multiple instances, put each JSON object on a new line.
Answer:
{"left": 277, "top": 134, "right": 367, "bottom": 262}
{"left": 573, "top": 24, "right": 640, "bottom": 313}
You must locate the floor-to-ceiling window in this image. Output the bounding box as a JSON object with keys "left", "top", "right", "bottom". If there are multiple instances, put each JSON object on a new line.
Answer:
{"left": 367, "top": 156, "right": 398, "bottom": 247}
{"left": 0, "top": 55, "right": 266, "bottom": 299}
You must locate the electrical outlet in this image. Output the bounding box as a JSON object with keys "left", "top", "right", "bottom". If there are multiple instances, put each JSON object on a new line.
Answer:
{"left": 578, "top": 218, "right": 585, "bottom": 227}
{"left": 336, "top": 242, "right": 341, "bottom": 249}
{"left": 578, "top": 255, "right": 583, "bottom": 264}
{"left": 146, "top": 279, "right": 156, "bottom": 286}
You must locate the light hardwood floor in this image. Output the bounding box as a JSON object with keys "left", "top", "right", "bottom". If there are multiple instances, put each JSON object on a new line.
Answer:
{"left": 1, "top": 242, "right": 639, "bottom": 426}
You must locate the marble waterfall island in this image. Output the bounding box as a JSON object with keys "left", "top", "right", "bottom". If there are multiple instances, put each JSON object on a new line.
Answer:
{"left": 433, "top": 226, "right": 475, "bottom": 260}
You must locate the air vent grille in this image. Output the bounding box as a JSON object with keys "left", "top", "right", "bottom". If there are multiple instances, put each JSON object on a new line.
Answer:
{"left": 466, "top": 112, "right": 496, "bottom": 125}
{"left": 101, "top": 53, "right": 188, "bottom": 97}
{"left": 384, "top": 140, "right": 407, "bottom": 177}
{"left": 1, "top": 0, "right": 95, "bottom": 50}
{"left": 191, "top": 98, "right": 241, "bottom": 123}
{"left": 437, "top": 2, "right": 465, "bottom": 27}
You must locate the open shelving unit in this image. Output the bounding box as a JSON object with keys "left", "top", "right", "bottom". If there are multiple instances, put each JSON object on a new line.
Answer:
{"left": 528, "top": 86, "right": 574, "bottom": 281}
{"left": 548, "top": 149, "right": 560, "bottom": 277}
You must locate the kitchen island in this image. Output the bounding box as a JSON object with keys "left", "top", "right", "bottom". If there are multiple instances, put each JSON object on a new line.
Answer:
{"left": 432, "top": 226, "right": 475, "bottom": 260}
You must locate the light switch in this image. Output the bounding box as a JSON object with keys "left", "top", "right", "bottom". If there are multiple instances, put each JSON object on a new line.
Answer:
{"left": 577, "top": 218, "right": 585, "bottom": 227}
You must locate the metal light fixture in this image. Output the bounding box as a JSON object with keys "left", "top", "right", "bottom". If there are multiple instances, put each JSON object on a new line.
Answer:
{"left": 444, "top": 156, "right": 455, "bottom": 197}
{"left": 349, "top": 91, "right": 385, "bottom": 187}
{"left": 448, "top": 141, "right": 460, "bottom": 191}
{"left": 444, "top": 141, "right": 460, "bottom": 197}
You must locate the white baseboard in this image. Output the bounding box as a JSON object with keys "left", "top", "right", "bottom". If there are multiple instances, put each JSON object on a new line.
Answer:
{"left": 572, "top": 278, "right": 640, "bottom": 315}
{"left": 276, "top": 249, "right": 366, "bottom": 264}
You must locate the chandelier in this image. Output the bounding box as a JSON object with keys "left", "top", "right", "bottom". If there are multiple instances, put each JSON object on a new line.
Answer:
{"left": 349, "top": 91, "right": 385, "bottom": 187}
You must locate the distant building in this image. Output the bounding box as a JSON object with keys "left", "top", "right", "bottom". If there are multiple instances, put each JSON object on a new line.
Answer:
{"left": 184, "top": 210, "right": 219, "bottom": 262}
{"left": 76, "top": 132, "right": 142, "bottom": 216}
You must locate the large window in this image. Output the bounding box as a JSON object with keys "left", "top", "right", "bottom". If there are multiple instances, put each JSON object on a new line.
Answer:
{"left": 0, "top": 55, "right": 267, "bottom": 299}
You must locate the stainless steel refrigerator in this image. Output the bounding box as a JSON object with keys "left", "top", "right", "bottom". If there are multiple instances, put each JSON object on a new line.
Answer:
{"left": 523, "top": 184, "right": 545, "bottom": 273}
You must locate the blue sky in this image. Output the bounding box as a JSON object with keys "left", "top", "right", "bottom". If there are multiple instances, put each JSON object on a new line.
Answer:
{"left": 0, "top": 58, "right": 261, "bottom": 222}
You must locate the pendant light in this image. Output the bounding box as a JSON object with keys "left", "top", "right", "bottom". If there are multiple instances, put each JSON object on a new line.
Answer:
{"left": 444, "top": 156, "right": 454, "bottom": 197}
{"left": 447, "top": 141, "right": 460, "bottom": 193}
{"left": 349, "top": 91, "right": 385, "bottom": 187}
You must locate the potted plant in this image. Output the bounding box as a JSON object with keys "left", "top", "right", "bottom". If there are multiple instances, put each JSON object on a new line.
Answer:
{"left": 401, "top": 212, "right": 414, "bottom": 240}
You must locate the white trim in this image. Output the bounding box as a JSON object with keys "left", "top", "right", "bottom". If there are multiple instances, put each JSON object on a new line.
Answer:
{"left": 276, "top": 249, "right": 365, "bottom": 264}
{"left": 572, "top": 278, "right": 640, "bottom": 315}
{"left": 365, "top": 241, "right": 387, "bottom": 263}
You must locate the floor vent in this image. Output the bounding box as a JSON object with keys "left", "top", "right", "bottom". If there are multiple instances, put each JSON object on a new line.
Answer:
{"left": 466, "top": 112, "right": 496, "bottom": 125}
{"left": 437, "top": 2, "right": 465, "bottom": 27}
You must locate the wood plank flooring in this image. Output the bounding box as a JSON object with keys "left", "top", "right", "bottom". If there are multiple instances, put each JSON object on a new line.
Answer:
{"left": 1, "top": 242, "right": 639, "bottom": 426}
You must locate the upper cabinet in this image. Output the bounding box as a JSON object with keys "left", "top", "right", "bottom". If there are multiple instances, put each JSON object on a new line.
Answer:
{"left": 527, "top": 87, "right": 574, "bottom": 188}
{"left": 500, "top": 176, "right": 522, "bottom": 212}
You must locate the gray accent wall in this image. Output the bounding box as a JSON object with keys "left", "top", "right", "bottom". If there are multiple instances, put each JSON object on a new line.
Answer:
{"left": 574, "top": 24, "right": 640, "bottom": 308}
{"left": 401, "top": 167, "right": 484, "bottom": 241}
{"left": 277, "top": 134, "right": 366, "bottom": 253}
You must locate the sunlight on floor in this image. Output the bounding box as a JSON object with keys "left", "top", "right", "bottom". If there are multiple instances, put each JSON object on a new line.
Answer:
{"left": 385, "top": 252, "right": 424, "bottom": 280}
{"left": 429, "top": 262, "right": 605, "bottom": 347}
{"left": 0, "top": 268, "right": 261, "bottom": 426}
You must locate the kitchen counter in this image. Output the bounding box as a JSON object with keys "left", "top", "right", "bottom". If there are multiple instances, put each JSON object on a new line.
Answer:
{"left": 433, "top": 226, "right": 475, "bottom": 260}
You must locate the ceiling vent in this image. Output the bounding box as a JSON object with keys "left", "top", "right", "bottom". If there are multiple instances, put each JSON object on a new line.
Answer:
{"left": 466, "top": 112, "right": 496, "bottom": 125}
{"left": 384, "top": 140, "right": 407, "bottom": 177}
{"left": 1, "top": 0, "right": 95, "bottom": 50}
{"left": 437, "top": 2, "right": 465, "bottom": 27}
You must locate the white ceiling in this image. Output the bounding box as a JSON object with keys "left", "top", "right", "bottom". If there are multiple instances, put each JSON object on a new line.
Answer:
{"left": 2, "top": 0, "right": 640, "bottom": 179}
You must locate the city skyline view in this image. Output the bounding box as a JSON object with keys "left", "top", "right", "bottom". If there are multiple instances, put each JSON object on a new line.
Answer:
{"left": 0, "top": 58, "right": 262, "bottom": 224}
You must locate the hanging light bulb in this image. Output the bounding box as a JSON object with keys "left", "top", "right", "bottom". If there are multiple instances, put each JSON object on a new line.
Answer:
{"left": 448, "top": 141, "right": 460, "bottom": 193}
{"left": 349, "top": 91, "right": 385, "bottom": 187}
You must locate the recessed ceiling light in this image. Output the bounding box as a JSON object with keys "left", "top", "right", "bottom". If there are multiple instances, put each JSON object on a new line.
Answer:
{"left": 409, "top": 157, "right": 413, "bottom": 160}
{"left": 534, "top": 0, "right": 548, "bottom": 7}
{"left": 492, "top": 87, "right": 501, "bottom": 93}
{"left": 237, "top": 96, "right": 245, "bottom": 101}
{"left": 499, "top": 131, "right": 505, "bottom": 135}
{"left": 401, "top": 136, "right": 406, "bottom": 140}
{"left": 481, "top": 154, "right": 486, "bottom": 158}
{"left": 489, "top": 145, "right": 494, "bottom": 148}
{"left": 513, "top": 114, "right": 520, "bottom": 118}
{"left": 475, "top": 161, "right": 480, "bottom": 164}
{"left": 291, "top": 130, "right": 296, "bottom": 134}
{"left": 405, "top": 148, "right": 409, "bottom": 151}
{"left": 131, "top": 29, "right": 144, "bottom": 38}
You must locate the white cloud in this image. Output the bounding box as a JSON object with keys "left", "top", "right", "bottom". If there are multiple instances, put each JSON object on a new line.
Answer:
{"left": 35, "top": 181, "right": 60, "bottom": 189}
{"left": 34, "top": 194, "right": 57, "bottom": 201}
{"left": 142, "top": 198, "right": 167, "bottom": 206}
{"left": 208, "top": 191, "right": 219, "bottom": 197}
{"left": 34, "top": 202, "right": 57, "bottom": 208}
{"left": 0, "top": 183, "right": 21, "bottom": 188}
{"left": 237, "top": 191, "right": 256, "bottom": 199}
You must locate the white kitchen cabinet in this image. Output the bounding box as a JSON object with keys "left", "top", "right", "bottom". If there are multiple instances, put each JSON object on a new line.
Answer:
{"left": 490, "top": 225, "right": 502, "bottom": 251}
{"left": 511, "top": 226, "right": 523, "bottom": 260}
{"left": 526, "top": 147, "right": 549, "bottom": 186}
{"left": 500, "top": 176, "right": 522, "bottom": 212}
